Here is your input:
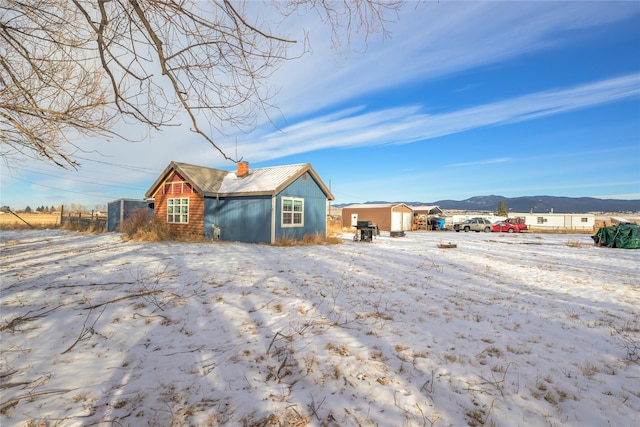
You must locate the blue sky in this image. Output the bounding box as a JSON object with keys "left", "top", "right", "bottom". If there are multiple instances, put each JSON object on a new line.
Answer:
{"left": 1, "top": 1, "right": 639, "bottom": 210}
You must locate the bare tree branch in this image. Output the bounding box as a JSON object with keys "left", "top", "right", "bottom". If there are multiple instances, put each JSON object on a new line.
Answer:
{"left": 0, "top": 0, "right": 404, "bottom": 169}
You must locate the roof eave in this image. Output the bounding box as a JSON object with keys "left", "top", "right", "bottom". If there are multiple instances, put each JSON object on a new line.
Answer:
{"left": 172, "top": 163, "right": 206, "bottom": 195}
{"left": 203, "top": 191, "right": 275, "bottom": 198}
{"left": 145, "top": 161, "right": 211, "bottom": 198}
{"left": 145, "top": 161, "right": 179, "bottom": 198}
{"left": 272, "top": 163, "right": 335, "bottom": 201}
{"left": 146, "top": 161, "right": 335, "bottom": 201}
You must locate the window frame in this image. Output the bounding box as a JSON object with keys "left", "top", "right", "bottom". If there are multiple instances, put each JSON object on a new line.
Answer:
{"left": 281, "top": 197, "right": 304, "bottom": 228}
{"left": 167, "top": 197, "right": 189, "bottom": 224}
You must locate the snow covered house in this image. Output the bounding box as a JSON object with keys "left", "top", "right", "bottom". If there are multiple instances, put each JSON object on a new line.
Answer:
{"left": 145, "top": 161, "right": 334, "bottom": 243}
{"left": 341, "top": 203, "right": 414, "bottom": 232}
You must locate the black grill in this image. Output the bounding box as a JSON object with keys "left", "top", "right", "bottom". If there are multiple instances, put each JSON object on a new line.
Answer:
{"left": 356, "top": 220, "right": 373, "bottom": 229}
{"left": 354, "top": 220, "right": 377, "bottom": 242}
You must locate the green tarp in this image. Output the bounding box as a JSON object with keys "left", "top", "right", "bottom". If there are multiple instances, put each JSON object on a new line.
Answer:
{"left": 592, "top": 223, "right": 640, "bottom": 249}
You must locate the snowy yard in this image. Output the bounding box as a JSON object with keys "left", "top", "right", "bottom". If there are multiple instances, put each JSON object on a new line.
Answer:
{"left": 1, "top": 229, "right": 639, "bottom": 427}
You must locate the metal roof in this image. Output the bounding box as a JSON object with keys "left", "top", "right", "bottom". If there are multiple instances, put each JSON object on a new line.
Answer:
{"left": 174, "top": 162, "right": 229, "bottom": 194}
{"left": 146, "top": 161, "right": 334, "bottom": 200}
{"left": 411, "top": 205, "right": 444, "bottom": 214}
{"left": 218, "top": 164, "right": 308, "bottom": 195}
{"left": 344, "top": 203, "right": 411, "bottom": 209}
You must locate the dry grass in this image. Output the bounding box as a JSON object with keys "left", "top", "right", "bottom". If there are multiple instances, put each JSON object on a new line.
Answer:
{"left": 268, "top": 219, "right": 345, "bottom": 246}
{"left": 326, "top": 219, "right": 344, "bottom": 236}
{"left": 530, "top": 228, "right": 595, "bottom": 234}
{"left": 566, "top": 239, "right": 588, "bottom": 248}
{"left": 0, "top": 213, "right": 60, "bottom": 229}
{"left": 120, "top": 209, "right": 175, "bottom": 241}
{"left": 272, "top": 232, "right": 342, "bottom": 246}
{"left": 59, "top": 221, "right": 104, "bottom": 234}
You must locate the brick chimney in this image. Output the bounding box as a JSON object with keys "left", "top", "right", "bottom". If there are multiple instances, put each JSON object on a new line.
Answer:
{"left": 237, "top": 161, "right": 249, "bottom": 177}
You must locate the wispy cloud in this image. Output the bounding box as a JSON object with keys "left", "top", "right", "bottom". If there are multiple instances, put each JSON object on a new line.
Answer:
{"left": 268, "top": 2, "right": 639, "bottom": 119}
{"left": 447, "top": 158, "right": 512, "bottom": 168}
{"left": 243, "top": 73, "right": 640, "bottom": 161}
{"left": 3, "top": 2, "right": 638, "bottom": 208}
{"left": 594, "top": 193, "right": 640, "bottom": 200}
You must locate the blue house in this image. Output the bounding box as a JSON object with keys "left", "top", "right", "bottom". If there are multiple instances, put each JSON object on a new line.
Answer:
{"left": 145, "top": 161, "right": 334, "bottom": 243}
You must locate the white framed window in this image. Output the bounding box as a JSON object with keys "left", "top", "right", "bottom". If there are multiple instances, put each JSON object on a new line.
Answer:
{"left": 167, "top": 198, "right": 189, "bottom": 223}
{"left": 282, "top": 197, "right": 304, "bottom": 227}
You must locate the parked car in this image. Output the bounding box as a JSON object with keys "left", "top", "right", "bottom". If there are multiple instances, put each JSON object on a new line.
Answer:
{"left": 505, "top": 217, "right": 528, "bottom": 231}
{"left": 491, "top": 221, "right": 520, "bottom": 233}
{"left": 454, "top": 218, "right": 492, "bottom": 232}
{"left": 515, "top": 223, "right": 528, "bottom": 231}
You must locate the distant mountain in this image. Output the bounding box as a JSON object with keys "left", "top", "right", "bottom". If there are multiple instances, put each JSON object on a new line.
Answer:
{"left": 429, "top": 195, "right": 640, "bottom": 213}
{"left": 336, "top": 196, "right": 640, "bottom": 214}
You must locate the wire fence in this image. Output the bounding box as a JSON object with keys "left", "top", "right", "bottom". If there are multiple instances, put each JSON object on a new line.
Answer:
{"left": 60, "top": 212, "right": 107, "bottom": 231}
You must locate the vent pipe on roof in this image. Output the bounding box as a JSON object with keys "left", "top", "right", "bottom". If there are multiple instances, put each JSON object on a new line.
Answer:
{"left": 237, "top": 161, "right": 249, "bottom": 177}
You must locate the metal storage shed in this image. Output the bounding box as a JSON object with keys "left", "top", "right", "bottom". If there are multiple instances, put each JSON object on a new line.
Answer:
{"left": 341, "top": 203, "right": 413, "bottom": 232}
{"left": 107, "top": 198, "right": 153, "bottom": 232}
{"left": 411, "top": 205, "right": 445, "bottom": 230}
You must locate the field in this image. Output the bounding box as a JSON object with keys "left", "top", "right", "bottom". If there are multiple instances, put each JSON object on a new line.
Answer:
{"left": 1, "top": 229, "right": 639, "bottom": 426}
{"left": 0, "top": 213, "right": 61, "bottom": 227}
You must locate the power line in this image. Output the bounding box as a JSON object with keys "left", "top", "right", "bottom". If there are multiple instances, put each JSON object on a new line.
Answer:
{"left": 74, "top": 156, "right": 161, "bottom": 174}
{"left": 11, "top": 176, "right": 139, "bottom": 199}
{"left": 8, "top": 165, "right": 148, "bottom": 191}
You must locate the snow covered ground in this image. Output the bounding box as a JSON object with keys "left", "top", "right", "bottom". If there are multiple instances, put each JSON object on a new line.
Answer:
{"left": 1, "top": 229, "right": 638, "bottom": 427}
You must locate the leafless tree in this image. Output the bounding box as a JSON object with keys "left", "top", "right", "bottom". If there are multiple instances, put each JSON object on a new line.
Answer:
{"left": 0, "top": 0, "right": 403, "bottom": 169}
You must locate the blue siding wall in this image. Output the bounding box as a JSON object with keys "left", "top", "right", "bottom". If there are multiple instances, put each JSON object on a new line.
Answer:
{"left": 204, "top": 196, "right": 272, "bottom": 243}
{"left": 275, "top": 174, "right": 327, "bottom": 240}
{"left": 202, "top": 173, "right": 328, "bottom": 244}
{"left": 107, "top": 199, "right": 152, "bottom": 232}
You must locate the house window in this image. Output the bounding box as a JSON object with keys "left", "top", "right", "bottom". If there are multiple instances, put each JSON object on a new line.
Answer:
{"left": 282, "top": 197, "right": 304, "bottom": 227}
{"left": 537, "top": 217, "right": 545, "bottom": 224}
{"left": 581, "top": 217, "right": 588, "bottom": 223}
{"left": 167, "top": 198, "right": 189, "bottom": 223}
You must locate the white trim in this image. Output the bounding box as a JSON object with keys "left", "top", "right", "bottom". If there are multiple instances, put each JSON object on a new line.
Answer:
{"left": 281, "top": 196, "right": 304, "bottom": 228}
{"left": 167, "top": 197, "right": 189, "bottom": 224}
{"left": 271, "top": 196, "right": 276, "bottom": 243}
